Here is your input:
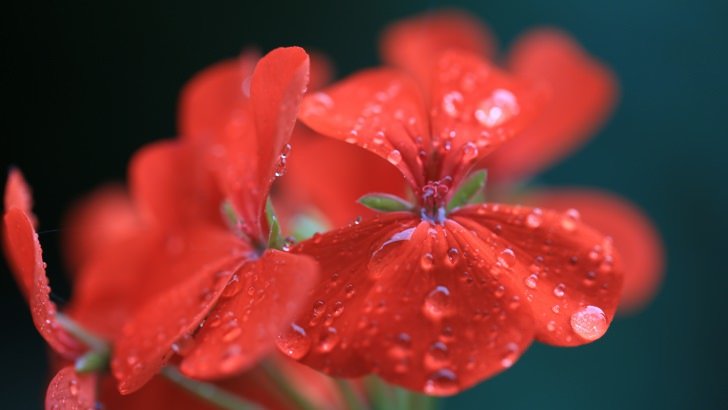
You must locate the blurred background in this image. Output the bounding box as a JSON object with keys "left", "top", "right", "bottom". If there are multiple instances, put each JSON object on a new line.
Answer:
{"left": 1, "top": 0, "right": 726, "bottom": 408}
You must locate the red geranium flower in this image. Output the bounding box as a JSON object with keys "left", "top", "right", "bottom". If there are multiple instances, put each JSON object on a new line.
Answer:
{"left": 381, "top": 10, "right": 664, "bottom": 312}
{"left": 286, "top": 42, "right": 623, "bottom": 394}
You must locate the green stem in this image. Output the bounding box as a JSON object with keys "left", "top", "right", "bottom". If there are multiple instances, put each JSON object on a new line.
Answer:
{"left": 56, "top": 313, "right": 107, "bottom": 351}
{"left": 393, "top": 387, "right": 411, "bottom": 409}
{"left": 260, "top": 360, "right": 319, "bottom": 410}
{"left": 161, "top": 367, "right": 260, "bottom": 410}
{"left": 335, "top": 379, "right": 369, "bottom": 410}
{"left": 364, "top": 377, "right": 396, "bottom": 410}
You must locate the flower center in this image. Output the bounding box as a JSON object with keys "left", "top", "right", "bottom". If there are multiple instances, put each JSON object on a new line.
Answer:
{"left": 419, "top": 177, "right": 452, "bottom": 224}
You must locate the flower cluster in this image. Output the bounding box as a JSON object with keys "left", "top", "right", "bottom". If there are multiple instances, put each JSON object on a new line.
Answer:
{"left": 2, "top": 10, "right": 663, "bottom": 410}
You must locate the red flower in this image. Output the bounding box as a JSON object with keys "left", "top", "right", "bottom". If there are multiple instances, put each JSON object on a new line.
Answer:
{"left": 101, "top": 47, "right": 320, "bottom": 394}
{"left": 289, "top": 43, "right": 623, "bottom": 394}
{"left": 380, "top": 10, "right": 664, "bottom": 311}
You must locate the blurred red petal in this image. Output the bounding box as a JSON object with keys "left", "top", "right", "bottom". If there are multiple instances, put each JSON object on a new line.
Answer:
{"left": 293, "top": 215, "right": 534, "bottom": 395}
{"left": 299, "top": 69, "right": 428, "bottom": 189}
{"left": 523, "top": 188, "right": 664, "bottom": 313}
{"left": 430, "top": 51, "right": 541, "bottom": 185}
{"left": 178, "top": 51, "right": 258, "bottom": 143}
{"left": 454, "top": 204, "right": 623, "bottom": 345}
{"left": 486, "top": 29, "right": 617, "bottom": 184}
{"left": 283, "top": 126, "right": 407, "bottom": 228}
{"left": 62, "top": 185, "right": 142, "bottom": 273}
{"left": 4, "top": 168, "right": 34, "bottom": 217}
{"left": 381, "top": 9, "right": 496, "bottom": 91}
{"left": 130, "top": 140, "right": 222, "bottom": 230}
{"left": 181, "top": 250, "right": 319, "bottom": 379}
{"left": 45, "top": 366, "right": 97, "bottom": 410}
{"left": 111, "top": 255, "right": 241, "bottom": 394}
{"left": 3, "top": 208, "right": 83, "bottom": 358}
{"left": 309, "top": 51, "right": 334, "bottom": 91}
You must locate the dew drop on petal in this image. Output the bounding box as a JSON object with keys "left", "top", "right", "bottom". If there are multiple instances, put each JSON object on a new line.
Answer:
{"left": 461, "top": 142, "right": 479, "bottom": 163}
{"left": 497, "top": 248, "right": 516, "bottom": 268}
{"left": 425, "top": 341, "right": 450, "bottom": 369}
{"left": 525, "top": 208, "right": 543, "bottom": 229}
{"left": 387, "top": 149, "right": 402, "bottom": 166}
{"left": 524, "top": 274, "right": 538, "bottom": 289}
{"left": 553, "top": 283, "right": 566, "bottom": 298}
{"left": 423, "top": 286, "right": 452, "bottom": 321}
{"left": 420, "top": 253, "right": 434, "bottom": 271}
{"left": 561, "top": 208, "right": 581, "bottom": 232}
{"left": 222, "top": 326, "right": 242, "bottom": 342}
{"left": 316, "top": 327, "right": 340, "bottom": 353}
{"left": 442, "top": 91, "right": 464, "bottom": 117}
{"left": 424, "top": 369, "right": 459, "bottom": 395}
{"left": 570, "top": 305, "right": 608, "bottom": 341}
{"left": 68, "top": 379, "right": 79, "bottom": 397}
{"left": 276, "top": 323, "right": 311, "bottom": 359}
{"left": 446, "top": 248, "right": 460, "bottom": 266}
{"left": 221, "top": 274, "right": 242, "bottom": 298}
{"left": 500, "top": 342, "right": 519, "bottom": 368}
{"left": 171, "top": 333, "right": 195, "bottom": 356}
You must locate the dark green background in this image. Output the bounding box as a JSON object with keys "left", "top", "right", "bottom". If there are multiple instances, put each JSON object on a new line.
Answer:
{"left": 2, "top": 0, "right": 726, "bottom": 408}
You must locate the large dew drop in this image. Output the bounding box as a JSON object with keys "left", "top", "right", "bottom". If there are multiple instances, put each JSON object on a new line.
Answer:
{"left": 570, "top": 305, "right": 608, "bottom": 341}
{"left": 423, "top": 286, "right": 452, "bottom": 321}
{"left": 423, "top": 368, "right": 459, "bottom": 395}
{"left": 276, "top": 323, "right": 311, "bottom": 359}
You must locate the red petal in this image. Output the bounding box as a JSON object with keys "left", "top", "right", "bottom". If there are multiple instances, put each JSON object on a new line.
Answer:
{"left": 523, "top": 188, "right": 664, "bottom": 313}
{"left": 62, "top": 185, "right": 142, "bottom": 273}
{"left": 111, "top": 254, "right": 241, "bottom": 394}
{"left": 45, "top": 366, "right": 97, "bottom": 410}
{"left": 130, "top": 140, "right": 223, "bottom": 230}
{"left": 3, "top": 208, "right": 83, "bottom": 357}
{"left": 4, "top": 168, "right": 34, "bottom": 217}
{"left": 292, "top": 215, "right": 534, "bottom": 395}
{"left": 430, "top": 51, "right": 541, "bottom": 185}
{"left": 299, "top": 69, "right": 429, "bottom": 189}
{"left": 380, "top": 9, "right": 496, "bottom": 91}
{"left": 486, "top": 29, "right": 617, "bottom": 184}
{"left": 178, "top": 52, "right": 258, "bottom": 143}
{"left": 211, "top": 47, "right": 310, "bottom": 242}
{"left": 283, "top": 126, "right": 407, "bottom": 228}
{"left": 453, "top": 204, "right": 623, "bottom": 346}
{"left": 181, "top": 250, "right": 319, "bottom": 379}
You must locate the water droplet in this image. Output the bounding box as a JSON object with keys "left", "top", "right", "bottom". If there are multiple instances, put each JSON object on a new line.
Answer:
{"left": 423, "top": 286, "right": 452, "bottom": 321}
{"left": 344, "top": 283, "right": 355, "bottom": 298}
{"left": 461, "top": 142, "right": 479, "bottom": 163}
{"left": 424, "top": 369, "right": 459, "bottom": 395}
{"left": 307, "top": 92, "right": 334, "bottom": 115}
{"left": 561, "top": 209, "right": 580, "bottom": 231}
{"left": 171, "top": 333, "right": 195, "bottom": 356}
{"left": 442, "top": 91, "right": 464, "bottom": 117}
{"left": 553, "top": 283, "right": 566, "bottom": 298}
{"left": 222, "top": 326, "right": 242, "bottom": 342}
{"left": 420, "top": 253, "right": 434, "bottom": 271}
{"left": 280, "top": 143, "right": 292, "bottom": 159}
{"left": 524, "top": 274, "right": 538, "bottom": 289}
{"left": 425, "top": 342, "right": 450, "bottom": 369}
{"left": 497, "top": 248, "right": 516, "bottom": 268}
{"left": 552, "top": 304, "right": 561, "bottom": 314}
{"left": 387, "top": 149, "right": 402, "bottom": 165}
{"left": 312, "top": 300, "right": 326, "bottom": 317}
{"left": 547, "top": 320, "right": 557, "bottom": 332}
{"left": 68, "top": 379, "right": 79, "bottom": 396}
{"left": 332, "top": 301, "right": 345, "bottom": 317}
{"left": 500, "top": 342, "right": 519, "bottom": 368}
{"left": 494, "top": 285, "right": 506, "bottom": 298}
{"left": 570, "top": 305, "right": 608, "bottom": 341}
{"left": 222, "top": 274, "right": 242, "bottom": 297}
{"left": 276, "top": 323, "right": 311, "bottom": 359}
{"left": 446, "top": 248, "right": 460, "bottom": 266}
{"left": 474, "top": 89, "right": 519, "bottom": 127}
{"left": 316, "top": 327, "right": 340, "bottom": 352}
{"left": 526, "top": 208, "right": 543, "bottom": 228}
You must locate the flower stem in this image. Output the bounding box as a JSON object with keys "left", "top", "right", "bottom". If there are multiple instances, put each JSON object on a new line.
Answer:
{"left": 161, "top": 367, "right": 260, "bottom": 410}
{"left": 260, "top": 360, "right": 319, "bottom": 410}
{"left": 56, "top": 313, "right": 107, "bottom": 351}
{"left": 334, "top": 379, "right": 369, "bottom": 410}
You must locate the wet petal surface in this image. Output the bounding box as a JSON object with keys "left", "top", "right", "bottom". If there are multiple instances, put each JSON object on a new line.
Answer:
{"left": 45, "top": 366, "right": 97, "bottom": 410}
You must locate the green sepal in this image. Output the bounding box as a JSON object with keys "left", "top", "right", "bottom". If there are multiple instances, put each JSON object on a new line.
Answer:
{"left": 75, "top": 348, "right": 109, "bottom": 373}
{"left": 358, "top": 193, "right": 414, "bottom": 212}
{"left": 266, "top": 198, "right": 285, "bottom": 250}
{"left": 447, "top": 170, "right": 487, "bottom": 211}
